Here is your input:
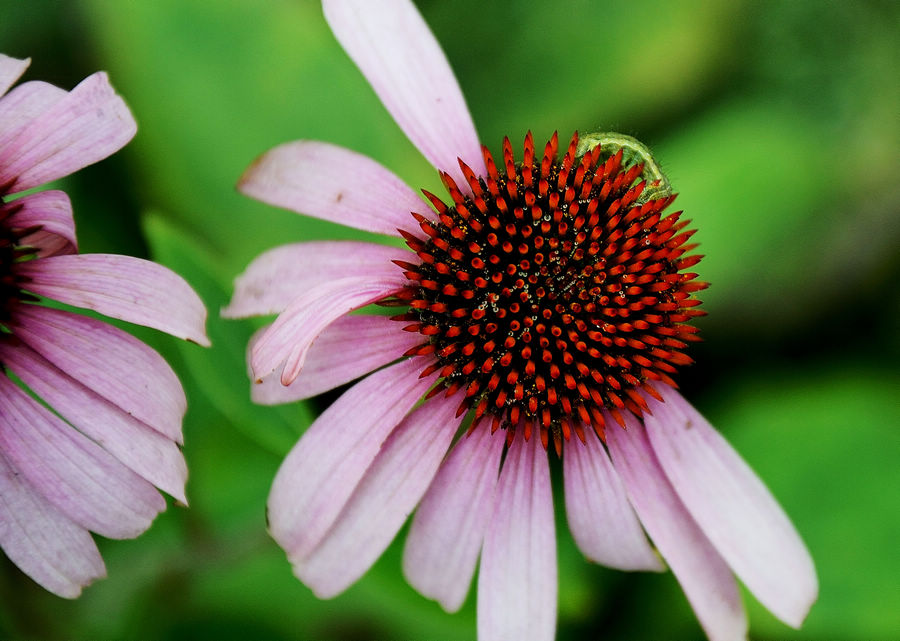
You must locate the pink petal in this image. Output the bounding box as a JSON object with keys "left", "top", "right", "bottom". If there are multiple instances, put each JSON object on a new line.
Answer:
{"left": 403, "top": 418, "right": 505, "bottom": 612}
{"left": 643, "top": 385, "right": 818, "bottom": 627}
{"left": 0, "top": 452, "right": 105, "bottom": 599}
{"left": 250, "top": 271, "right": 408, "bottom": 385}
{"left": 223, "top": 240, "right": 409, "bottom": 319}
{"left": 294, "top": 396, "right": 462, "bottom": 597}
{"left": 323, "top": 0, "right": 485, "bottom": 186}
{"left": 9, "top": 305, "right": 186, "bottom": 443}
{"left": 2, "top": 190, "right": 77, "bottom": 257}
{"left": 0, "top": 54, "right": 29, "bottom": 96}
{"left": 0, "top": 72, "right": 136, "bottom": 193}
{"left": 267, "top": 357, "right": 433, "bottom": 562}
{"left": 238, "top": 140, "right": 429, "bottom": 236}
{"left": 563, "top": 428, "right": 664, "bottom": 571}
{"left": 0, "top": 376, "right": 165, "bottom": 540}
{"left": 17, "top": 254, "right": 209, "bottom": 346}
{"left": 251, "top": 314, "right": 421, "bottom": 405}
{"left": 0, "top": 339, "right": 187, "bottom": 503}
{"left": 0, "top": 81, "right": 66, "bottom": 151}
{"left": 606, "top": 414, "right": 748, "bottom": 641}
{"left": 478, "top": 429, "right": 557, "bottom": 641}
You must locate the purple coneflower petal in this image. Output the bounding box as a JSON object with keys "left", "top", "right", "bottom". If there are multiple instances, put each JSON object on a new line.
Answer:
{"left": 294, "top": 396, "right": 462, "bottom": 597}
{"left": 0, "top": 340, "right": 187, "bottom": 503}
{"left": 9, "top": 305, "right": 186, "bottom": 443}
{"left": 323, "top": 0, "right": 485, "bottom": 185}
{"left": 0, "top": 452, "right": 105, "bottom": 598}
{"left": 563, "top": 427, "right": 664, "bottom": 571}
{"left": 0, "top": 81, "right": 67, "bottom": 151}
{"left": 403, "top": 418, "right": 505, "bottom": 612}
{"left": 223, "top": 240, "right": 409, "bottom": 319}
{"left": 478, "top": 428, "right": 557, "bottom": 641}
{"left": 250, "top": 271, "right": 408, "bottom": 385}
{"left": 3, "top": 190, "right": 77, "bottom": 257}
{"left": 17, "top": 254, "right": 210, "bottom": 346}
{"left": 606, "top": 413, "right": 748, "bottom": 641}
{"left": 643, "top": 385, "right": 818, "bottom": 627}
{"left": 0, "top": 72, "right": 136, "bottom": 193}
{"left": 251, "top": 314, "right": 421, "bottom": 405}
{"left": 0, "top": 376, "right": 165, "bottom": 540}
{"left": 0, "top": 54, "right": 30, "bottom": 96}
{"left": 268, "top": 357, "right": 433, "bottom": 562}
{"left": 238, "top": 140, "right": 428, "bottom": 236}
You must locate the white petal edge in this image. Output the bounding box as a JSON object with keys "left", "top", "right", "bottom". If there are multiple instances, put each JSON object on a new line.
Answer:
{"left": 0, "top": 451, "right": 105, "bottom": 599}
{"left": 18, "top": 253, "right": 210, "bottom": 346}
{"left": 477, "top": 429, "right": 557, "bottom": 641}
{"left": 643, "top": 385, "right": 818, "bottom": 627}
{"left": 267, "top": 357, "right": 433, "bottom": 561}
{"left": 323, "top": 0, "right": 485, "bottom": 186}
{"left": 294, "top": 396, "right": 462, "bottom": 597}
{"left": 606, "top": 413, "right": 748, "bottom": 641}
{"left": 238, "top": 140, "right": 430, "bottom": 236}
{"left": 403, "top": 417, "right": 505, "bottom": 612}
{"left": 563, "top": 427, "right": 664, "bottom": 571}
{"left": 223, "top": 240, "right": 410, "bottom": 319}
{"left": 0, "top": 54, "right": 30, "bottom": 96}
{"left": 251, "top": 314, "right": 422, "bottom": 405}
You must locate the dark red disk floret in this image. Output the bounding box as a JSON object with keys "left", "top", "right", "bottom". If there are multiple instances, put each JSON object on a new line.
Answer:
{"left": 388, "top": 131, "right": 707, "bottom": 452}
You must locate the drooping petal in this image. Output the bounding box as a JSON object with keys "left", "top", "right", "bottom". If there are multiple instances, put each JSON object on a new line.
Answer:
{"left": 643, "top": 385, "right": 818, "bottom": 627}
{"left": 403, "top": 418, "right": 505, "bottom": 612}
{"left": 17, "top": 254, "right": 209, "bottom": 346}
{"left": 0, "top": 339, "right": 187, "bottom": 503}
{"left": 606, "top": 414, "right": 748, "bottom": 641}
{"left": 563, "top": 427, "right": 664, "bottom": 571}
{"left": 0, "top": 81, "right": 67, "bottom": 151}
{"left": 0, "top": 72, "right": 136, "bottom": 193}
{"left": 323, "top": 0, "right": 485, "bottom": 185}
{"left": 250, "top": 270, "right": 408, "bottom": 385}
{"left": 0, "top": 376, "right": 165, "bottom": 540}
{"left": 238, "top": 140, "right": 429, "bottom": 235}
{"left": 478, "top": 429, "right": 557, "bottom": 641}
{"left": 267, "top": 357, "right": 433, "bottom": 562}
{"left": 294, "top": 396, "right": 462, "bottom": 597}
{"left": 9, "top": 305, "right": 186, "bottom": 443}
{"left": 251, "top": 314, "right": 421, "bottom": 404}
{"left": 3, "top": 190, "right": 77, "bottom": 257}
{"left": 0, "top": 54, "right": 29, "bottom": 96}
{"left": 223, "top": 240, "right": 409, "bottom": 319}
{"left": 0, "top": 452, "right": 105, "bottom": 599}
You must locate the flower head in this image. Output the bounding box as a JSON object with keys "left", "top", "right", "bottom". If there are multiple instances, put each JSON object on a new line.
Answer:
{"left": 227, "top": 2, "right": 817, "bottom": 639}
{"left": 0, "top": 54, "right": 208, "bottom": 598}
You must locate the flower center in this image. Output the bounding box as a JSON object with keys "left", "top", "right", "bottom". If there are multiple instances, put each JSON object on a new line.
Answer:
{"left": 392, "top": 132, "right": 707, "bottom": 450}
{"left": 0, "top": 200, "right": 39, "bottom": 328}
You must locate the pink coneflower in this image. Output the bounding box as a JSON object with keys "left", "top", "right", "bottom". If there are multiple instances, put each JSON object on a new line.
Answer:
{"left": 226, "top": 2, "right": 817, "bottom": 639}
{"left": 0, "top": 55, "right": 208, "bottom": 598}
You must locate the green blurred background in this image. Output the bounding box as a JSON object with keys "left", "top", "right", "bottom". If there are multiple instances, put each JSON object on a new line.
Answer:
{"left": 1, "top": 0, "right": 898, "bottom": 639}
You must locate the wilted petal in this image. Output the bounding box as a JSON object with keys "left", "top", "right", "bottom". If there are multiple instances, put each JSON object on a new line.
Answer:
{"left": 0, "top": 54, "right": 30, "bottom": 96}
{"left": 3, "top": 190, "right": 77, "bottom": 257}
{"left": 239, "top": 140, "right": 429, "bottom": 235}
{"left": 252, "top": 314, "right": 421, "bottom": 404}
{"left": 0, "top": 339, "right": 187, "bottom": 503}
{"left": 0, "top": 72, "right": 136, "bottom": 193}
{"left": 564, "top": 428, "right": 663, "bottom": 571}
{"left": 478, "top": 429, "right": 556, "bottom": 641}
{"left": 0, "top": 452, "right": 105, "bottom": 599}
{"left": 17, "top": 253, "right": 209, "bottom": 346}
{"left": 295, "top": 396, "right": 461, "bottom": 597}
{"left": 223, "top": 240, "right": 409, "bottom": 319}
{"left": 323, "top": 0, "right": 485, "bottom": 185}
{"left": 9, "top": 305, "right": 186, "bottom": 443}
{"left": 268, "top": 357, "right": 433, "bottom": 562}
{"left": 643, "top": 385, "right": 818, "bottom": 627}
{"left": 606, "top": 414, "right": 748, "bottom": 641}
{"left": 403, "top": 419, "right": 505, "bottom": 612}
{"left": 0, "top": 376, "right": 165, "bottom": 540}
